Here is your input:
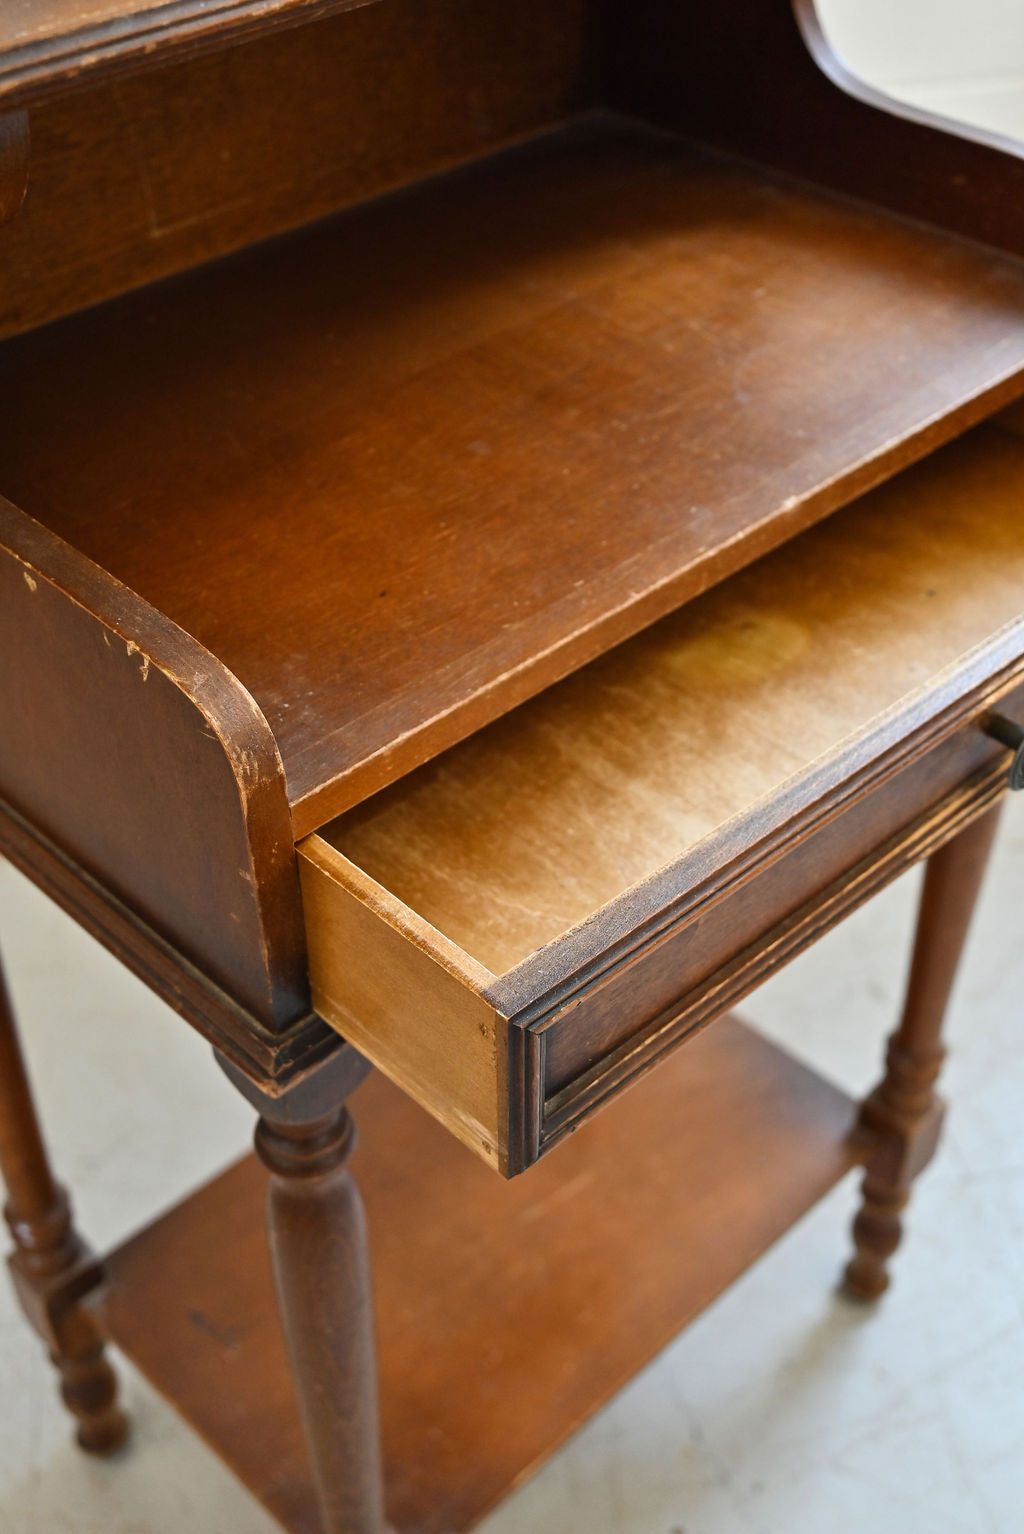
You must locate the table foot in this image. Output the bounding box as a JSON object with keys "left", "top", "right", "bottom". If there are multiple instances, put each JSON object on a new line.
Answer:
{"left": 48, "top": 1265, "right": 130, "bottom": 1455}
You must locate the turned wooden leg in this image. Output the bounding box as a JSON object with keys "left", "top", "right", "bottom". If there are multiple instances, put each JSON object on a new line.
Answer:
{"left": 220, "top": 1048, "right": 387, "bottom": 1534}
{"left": 0, "top": 944, "right": 128, "bottom": 1453}
{"left": 843, "top": 802, "right": 1003, "bottom": 1300}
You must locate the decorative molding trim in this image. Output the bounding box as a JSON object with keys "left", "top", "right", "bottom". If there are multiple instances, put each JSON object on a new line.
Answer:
{"left": 0, "top": 0, "right": 378, "bottom": 108}
{"left": 0, "top": 796, "right": 342, "bottom": 1089}
{"left": 536, "top": 765, "right": 1006, "bottom": 1157}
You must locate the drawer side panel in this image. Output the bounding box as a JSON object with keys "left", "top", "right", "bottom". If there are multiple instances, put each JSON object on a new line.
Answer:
{"left": 299, "top": 839, "right": 507, "bottom": 1171}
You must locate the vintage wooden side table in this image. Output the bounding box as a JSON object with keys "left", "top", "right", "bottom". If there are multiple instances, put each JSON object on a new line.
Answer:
{"left": 3, "top": 3, "right": 1024, "bottom": 1531}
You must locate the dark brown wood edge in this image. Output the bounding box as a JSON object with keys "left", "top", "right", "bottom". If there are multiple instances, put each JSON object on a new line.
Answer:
{"left": 0, "top": 497, "right": 309, "bottom": 1034}
{"left": 0, "top": 795, "right": 340, "bottom": 1090}
{"left": 0, "top": 0, "right": 378, "bottom": 110}
{"left": 503, "top": 1023, "right": 544, "bottom": 1182}
{"left": 489, "top": 641, "right": 1024, "bottom": 1024}
{"left": 608, "top": 0, "right": 1024, "bottom": 259}
{"left": 533, "top": 764, "right": 1006, "bottom": 1163}
{"left": 0, "top": 109, "right": 28, "bottom": 223}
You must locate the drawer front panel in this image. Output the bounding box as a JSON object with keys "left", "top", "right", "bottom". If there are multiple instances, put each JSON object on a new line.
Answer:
{"left": 538, "top": 708, "right": 1017, "bottom": 1129}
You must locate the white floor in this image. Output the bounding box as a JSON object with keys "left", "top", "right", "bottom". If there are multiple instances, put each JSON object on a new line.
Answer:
{"left": 2, "top": 796, "right": 1023, "bottom": 1534}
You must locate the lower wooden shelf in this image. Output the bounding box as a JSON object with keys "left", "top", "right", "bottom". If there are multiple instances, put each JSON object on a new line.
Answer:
{"left": 95, "top": 1015, "right": 859, "bottom": 1534}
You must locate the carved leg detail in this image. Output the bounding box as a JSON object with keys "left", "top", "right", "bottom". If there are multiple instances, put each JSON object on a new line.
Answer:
{"left": 843, "top": 802, "right": 1003, "bottom": 1300}
{"left": 221, "top": 1048, "right": 386, "bottom": 1534}
{"left": 0, "top": 947, "right": 128, "bottom": 1454}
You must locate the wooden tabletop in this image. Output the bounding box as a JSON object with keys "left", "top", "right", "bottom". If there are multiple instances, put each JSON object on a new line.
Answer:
{"left": 4, "top": 118, "right": 1024, "bottom": 833}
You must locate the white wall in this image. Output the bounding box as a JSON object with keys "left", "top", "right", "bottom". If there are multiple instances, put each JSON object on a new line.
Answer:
{"left": 815, "top": 0, "right": 1024, "bottom": 140}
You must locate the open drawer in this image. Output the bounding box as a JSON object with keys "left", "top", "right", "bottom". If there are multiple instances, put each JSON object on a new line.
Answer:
{"left": 299, "top": 422, "right": 1024, "bottom": 1175}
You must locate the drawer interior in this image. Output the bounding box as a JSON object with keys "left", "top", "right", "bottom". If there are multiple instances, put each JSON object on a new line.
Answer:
{"left": 299, "top": 422, "right": 1024, "bottom": 1167}
{"left": 307, "top": 423, "right": 1024, "bottom": 974}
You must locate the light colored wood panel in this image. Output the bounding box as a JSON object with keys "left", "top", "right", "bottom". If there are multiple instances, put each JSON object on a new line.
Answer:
{"left": 322, "top": 426, "right": 1024, "bottom": 975}
{"left": 298, "top": 836, "right": 505, "bottom": 1169}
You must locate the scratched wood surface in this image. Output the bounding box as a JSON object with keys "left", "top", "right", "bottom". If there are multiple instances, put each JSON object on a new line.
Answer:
{"left": 0, "top": 497, "right": 309, "bottom": 1035}
{"left": 4, "top": 119, "right": 1024, "bottom": 834}
{"left": 0, "top": 0, "right": 596, "bottom": 338}
{"left": 313, "top": 424, "right": 1024, "bottom": 976}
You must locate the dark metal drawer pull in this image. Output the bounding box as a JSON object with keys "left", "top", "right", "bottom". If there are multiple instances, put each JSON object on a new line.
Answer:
{"left": 982, "top": 712, "right": 1024, "bottom": 791}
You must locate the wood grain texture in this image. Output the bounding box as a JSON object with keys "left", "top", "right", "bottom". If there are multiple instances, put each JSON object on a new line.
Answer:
{"left": 0, "top": 498, "right": 307, "bottom": 1030}
{"left": 0, "top": 0, "right": 376, "bottom": 109}
{"left": 536, "top": 759, "right": 1009, "bottom": 1162}
{"left": 5, "top": 123, "right": 1024, "bottom": 832}
{"left": 607, "top": 0, "right": 1024, "bottom": 258}
{"left": 0, "top": 0, "right": 597, "bottom": 337}
{"left": 8, "top": 0, "right": 1024, "bottom": 338}
{"left": 0, "top": 109, "right": 28, "bottom": 224}
{"left": 306, "top": 739, "right": 1011, "bottom": 1171}
{"left": 254, "top": 1098, "right": 385, "bottom": 1534}
{"left": 97, "top": 1019, "right": 858, "bottom": 1534}
{"left": 316, "top": 426, "right": 1024, "bottom": 977}
{"left": 299, "top": 840, "right": 505, "bottom": 1169}
{"left": 0, "top": 794, "right": 341, "bottom": 1088}
{"left": 302, "top": 427, "right": 1024, "bottom": 1168}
